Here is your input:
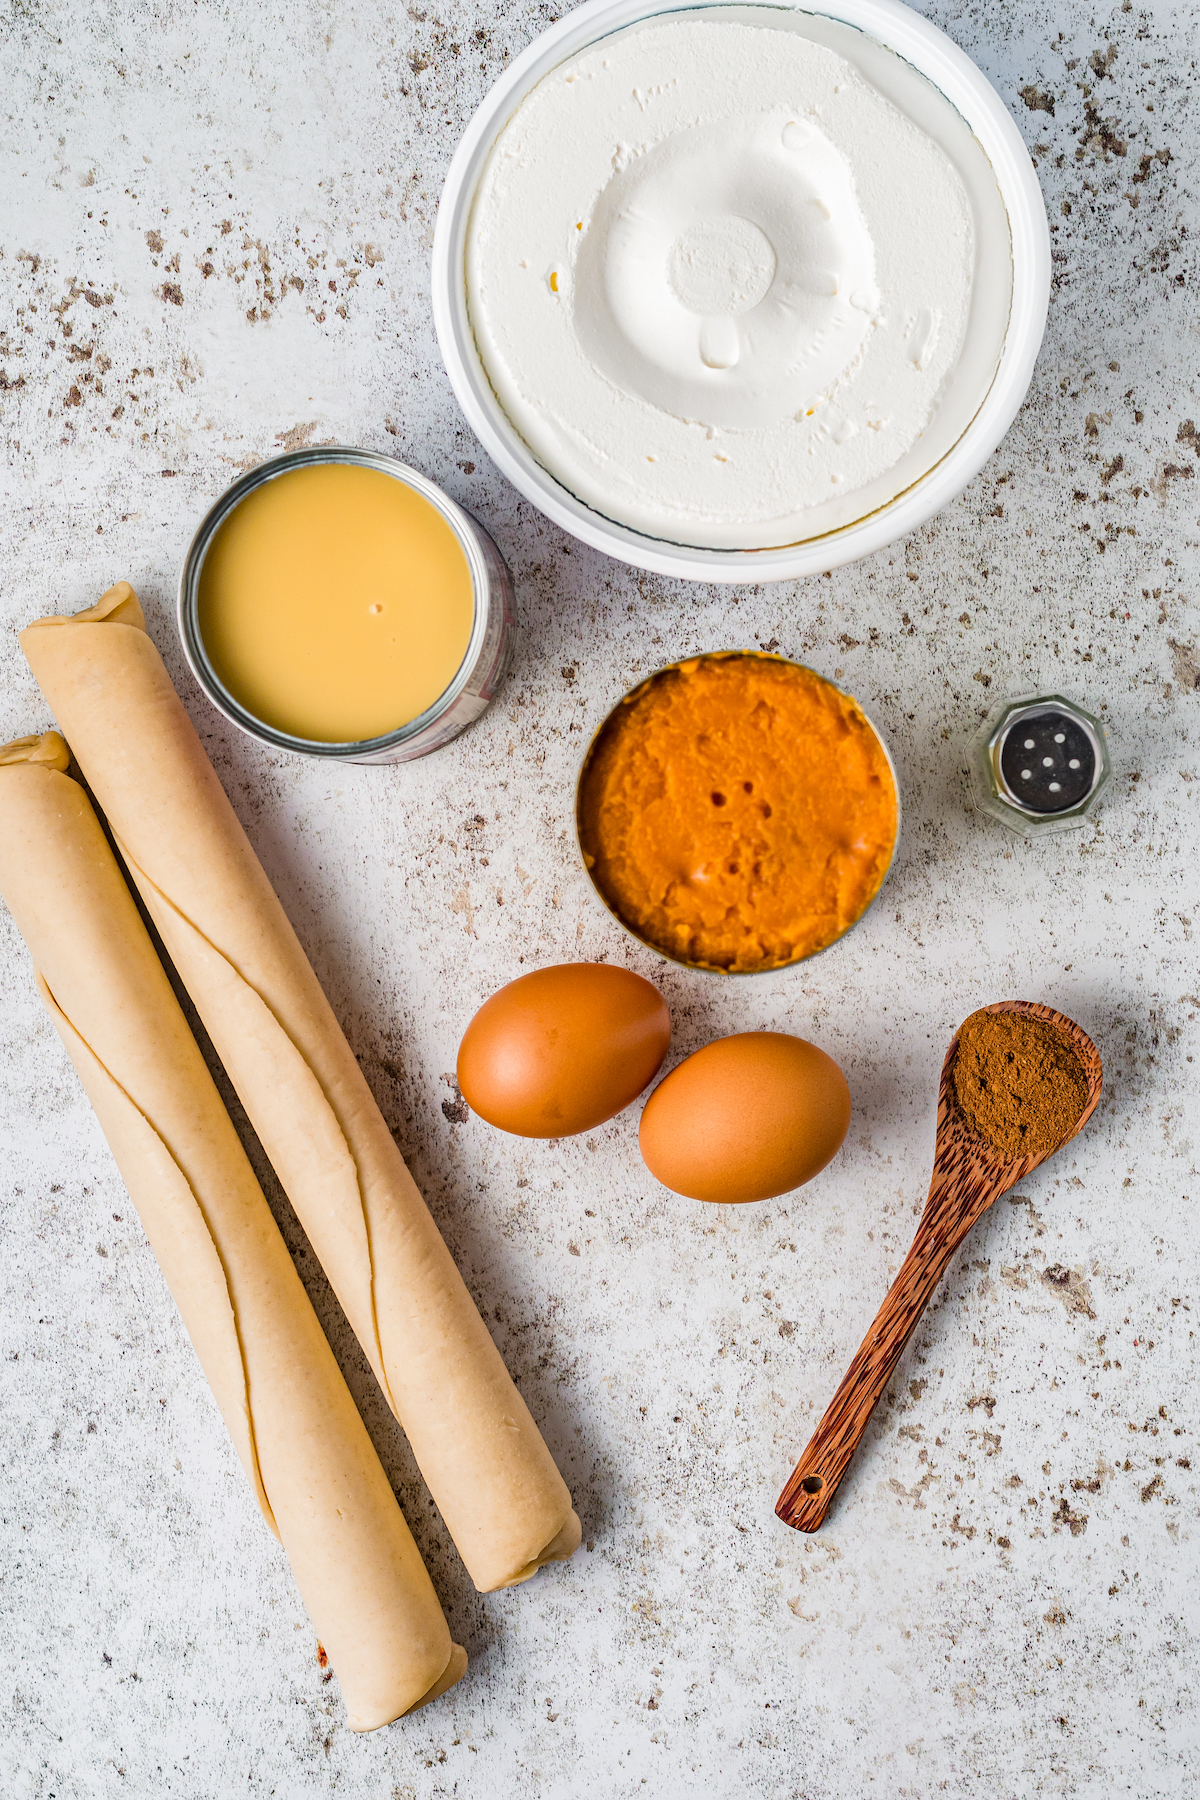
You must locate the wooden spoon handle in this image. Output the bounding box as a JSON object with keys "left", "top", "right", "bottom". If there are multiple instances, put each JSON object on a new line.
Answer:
{"left": 776, "top": 1210, "right": 970, "bottom": 1532}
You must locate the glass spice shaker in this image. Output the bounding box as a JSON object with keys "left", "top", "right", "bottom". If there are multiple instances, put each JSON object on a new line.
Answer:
{"left": 968, "top": 692, "right": 1111, "bottom": 839}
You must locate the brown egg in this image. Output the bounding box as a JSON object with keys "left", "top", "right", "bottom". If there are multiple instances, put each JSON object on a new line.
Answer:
{"left": 458, "top": 962, "right": 671, "bottom": 1138}
{"left": 639, "top": 1031, "right": 850, "bottom": 1202}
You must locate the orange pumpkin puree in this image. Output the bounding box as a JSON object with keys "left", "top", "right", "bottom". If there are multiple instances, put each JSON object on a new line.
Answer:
{"left": 577, "top": 654, "right": 898, "bottom": 972}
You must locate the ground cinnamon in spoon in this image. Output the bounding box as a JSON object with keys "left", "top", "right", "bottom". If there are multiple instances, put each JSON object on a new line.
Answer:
{"left": 952, "top": 1009, "right": 1089, "bottom": 1158}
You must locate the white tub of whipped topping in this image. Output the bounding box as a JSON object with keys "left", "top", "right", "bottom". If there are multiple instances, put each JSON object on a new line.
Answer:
{"left": 433, "top": 0, "right": 1049, "bottom": 582}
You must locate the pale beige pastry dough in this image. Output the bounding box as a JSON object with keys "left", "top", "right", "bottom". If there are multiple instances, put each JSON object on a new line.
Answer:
{"left": 0, "top": 733, "right": 466, "bottom": 1731}
{"left": 23, "top": 587, "right": 581, "bottom": 1592}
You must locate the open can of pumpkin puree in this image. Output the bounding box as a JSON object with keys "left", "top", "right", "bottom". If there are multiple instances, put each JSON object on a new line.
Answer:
{"left": 575, "top": 651, "right": 900, "bottom": 975}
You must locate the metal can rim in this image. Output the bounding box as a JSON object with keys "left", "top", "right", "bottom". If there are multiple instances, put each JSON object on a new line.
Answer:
{"left": 573, "top": 649, "right": 902, "bottom": 977}
{"left": 177, "top": 444, "right": 497, "bottom": 759}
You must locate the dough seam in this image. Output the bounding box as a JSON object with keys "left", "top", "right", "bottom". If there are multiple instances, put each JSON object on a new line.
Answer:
{"left": 38, "top": 968, "right": 279, "bottom": 1539}
{"left": 118, "top": 839, "right": 397, "bottom": 1414}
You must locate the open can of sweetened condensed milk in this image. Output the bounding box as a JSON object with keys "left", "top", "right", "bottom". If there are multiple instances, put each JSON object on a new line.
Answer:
{"left": 574, "top": 651, "right": 901, "bottom": 975}
{"left": 179, "top": 446, "right": 513, "bottom": 764}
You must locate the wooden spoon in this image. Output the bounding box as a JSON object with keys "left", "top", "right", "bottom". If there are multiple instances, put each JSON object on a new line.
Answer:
{"left": 775, "top": 1000, "right": 1103, "bottom": 1534}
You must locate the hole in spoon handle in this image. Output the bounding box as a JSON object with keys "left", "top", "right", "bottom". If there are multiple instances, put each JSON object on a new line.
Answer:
{"left": 776, "top": 1452, "right": 836, "bottom": 1532}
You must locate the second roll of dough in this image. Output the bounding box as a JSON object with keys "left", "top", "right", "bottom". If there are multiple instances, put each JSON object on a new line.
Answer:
{"left": 0, "top": 732, "right": 465, "bottom": 1730}
{"left": 23, "top": 585, "right": 580, "bottom": 1592}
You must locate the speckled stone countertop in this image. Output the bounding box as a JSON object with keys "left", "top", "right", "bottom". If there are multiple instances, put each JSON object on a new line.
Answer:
{"left": 0, "top": 3, "right": 1197, "bottom": 1795}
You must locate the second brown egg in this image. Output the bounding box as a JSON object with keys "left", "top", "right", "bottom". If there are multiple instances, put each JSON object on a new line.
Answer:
{"left": 639, "top": 1031, "right": 851, "bottom": 1202}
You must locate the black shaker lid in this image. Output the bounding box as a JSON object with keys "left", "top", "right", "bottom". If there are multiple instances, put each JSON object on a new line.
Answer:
{"left": 998, "top": 709, "right": 1097, "bottom": 814}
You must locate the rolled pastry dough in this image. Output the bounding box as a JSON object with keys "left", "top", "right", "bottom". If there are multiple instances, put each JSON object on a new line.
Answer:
{"left": 23, "top": 587, "right": 580, "bottom": 1592}
{"left": 0, "top": 733, "right": 466, "bottom": 1730}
